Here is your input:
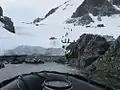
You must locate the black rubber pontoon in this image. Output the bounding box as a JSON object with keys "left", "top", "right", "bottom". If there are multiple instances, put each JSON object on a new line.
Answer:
{"left": 0, "top": 71, "right": 113, "bottom": 90}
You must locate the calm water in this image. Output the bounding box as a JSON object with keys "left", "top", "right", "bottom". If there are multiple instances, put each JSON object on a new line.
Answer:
{"left": 0, "top": 62, "right": 80, "bottom": 83}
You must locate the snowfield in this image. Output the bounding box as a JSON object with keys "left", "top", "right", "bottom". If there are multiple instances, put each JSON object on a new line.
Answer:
{"left": 1, "top": 16, "right": 120, "bottom": 52}
{"left": 1, "top": 0, "right": 120, "bottom": 53}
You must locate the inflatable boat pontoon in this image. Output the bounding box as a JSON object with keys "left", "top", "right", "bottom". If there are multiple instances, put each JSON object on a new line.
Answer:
{"left": 0, "top": 71, "right": 113, "bottom": 90}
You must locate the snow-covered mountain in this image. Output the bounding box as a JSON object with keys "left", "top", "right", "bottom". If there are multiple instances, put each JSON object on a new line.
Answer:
{"left": 1, "top": 0, "right": 120, "bottom": 55}
{"left": 3, "top": 45, "right": 65, "bottom": 56}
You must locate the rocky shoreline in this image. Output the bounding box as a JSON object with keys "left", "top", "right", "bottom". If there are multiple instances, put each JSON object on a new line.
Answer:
{"left": 0, "top": 55, "right": 66, "bottom": 64}
{"left": 67, "top": 33, "right": 120, "bottom": 89}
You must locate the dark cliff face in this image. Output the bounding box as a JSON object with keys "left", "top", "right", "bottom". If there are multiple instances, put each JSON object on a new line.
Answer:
{"left": 33, "top": 6, "right": 60, "bottom": 24}
{"left": 67, "top": 34, "right": 110, "bottom": 67}
{"left": 0, "top": 6, "right": 3, "bottom": 16}
{"left": 45, "top": 6, "right": 59, "bottom": 18}
{"left": 86, "top": 36, "right": 120, "bottom": 89}
{"left": 72, "top": 0, "right": 120, "bottom": 18}
{"left": 0, "top": 7, "right": 15, "bottom": 33}
{"left": 74, "top": 34, "right": 109, "bottom": 56}
{"left": 67, "top": 34, "right": 120, "bottom": 89}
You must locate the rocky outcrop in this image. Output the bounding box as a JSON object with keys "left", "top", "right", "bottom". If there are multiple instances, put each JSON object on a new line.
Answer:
{"left": 67, "top": 34, "right": 120, "bottom": 89}
{"left": 67, "top": 34, "right": 110, "bottom": 68}
{"left": 78, "top": 34, "right": 109, "bottom": 67}
{"left": 33, "top": 6, "right": 60, "bottom": 24}
{"left": 103, "top": 35, "right": 115, "bottom": 42}
{"left": 45, "top": 6, "right": 59, "bottom": 18}
{"left": 0, "top": 6, "right": 15, "bottom": 33}
{"left": 72, "top": 0, "right": 120, "bottom": 18}
{"left": 0, "top": 63, "right": 5, "bottom": 69}
{"left": 75, "top": 14, "right": 94, "bottom": 25}
{"left": 0, "top": 55, "right": 65, "bottom": 64}
{"left": 33, "top": 17, "right": 44, "bottom": 24}
{"left": 0, "top": 6, "right": 3, "bottom": 16}
{"left": 112, "top": 0, "right": 120, "bottom": 6}
{"left": 0, "top": 16, "right": 15, "bottom": 33}
{"left": 85, "top": 36, "right": 120, "bottom": 89}
{"left": 66, "top": 14, "right": 94, "bottom": 26}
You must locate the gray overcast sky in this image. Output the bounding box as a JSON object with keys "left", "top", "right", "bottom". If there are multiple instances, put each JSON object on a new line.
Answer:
{"left": 0, "top": 0, "right": 67, "bottom": 22}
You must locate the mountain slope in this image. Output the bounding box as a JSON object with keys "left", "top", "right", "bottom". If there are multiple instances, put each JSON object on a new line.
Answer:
{"left": 4, "top": 45, "right": 65, "bottom": 56}
{"left": 1, "top": 0, "right": 120, "bottom": 53}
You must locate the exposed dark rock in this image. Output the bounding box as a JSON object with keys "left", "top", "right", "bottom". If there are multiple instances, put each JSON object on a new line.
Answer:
{"left": 112, "top": 0, "right": 120, "bottom": 6}
{"left": 80, "top": 56, "right": 99, "bottom": 67}
{"left": 0, "top": 6, "right": 15, "bottom": 33}
{"left": 0, "top": 16, "right": 15, "bottom": 33}
{"left": 33, "top": 6, "right": 59, "bottom": 24}
{"left": 0, "top": 55, "right": 65, "bottom": 64}
{"left": 97, "top": 24, "right": 105, "bottom": 27}
{"left": 0, "top": 63, "right": 5, "bottom": 69}
{"left": 45, "top": 6, "right": 59, "bottom": 18}
{"left": 33, "top": 17, "right": 44, "bottom": 24}
{"left": 74, "top": 14, "right": 94, "bottom": 26}
{"left": 72, "top": 0, "right": 120, "bottom": 18}
{"left": 103, "top": 35, "right": 115, "bottom": 42}
{"left": 25, "top": 58, "right": 44, "bottom": 64}
{"left": 67, "top": 34, "right": 109, "bottom": 68}
{"left": 10, "top": 57, "right": 24, "bottom": 64}
{"left": 66, "top": 34, "right": 120, "bottom": 89}
{"left": 66, "top": 14, "right": 94, "bottom": 25}
{"left": 0, "top": 6, "right": 3, "bottom": 16}
{"left": 86, "top": 25, "right": 91, "bottom": 28}
{"left": 78, "top": 34, "right": 109, "bottom": 67}
{"left": 85, "top": 36, "right": 120, "bottom": 89}
{"left": 49, "top": 37, "right": 57, "bottom": 40}
{"left": 65, "top": 18, "right": 77, "bottom": 24}
{"left": 35, "top": 24, "right": 39, "bottom": 26}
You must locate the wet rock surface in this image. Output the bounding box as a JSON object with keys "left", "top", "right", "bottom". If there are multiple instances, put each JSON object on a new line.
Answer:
{"left": 0, "top": 55, "right": 66, "bottom": 64}
{"left": 67, "top": 34, "right": 109, "bottom": 67}
{"left": 86, "top": 36, "right": 120, "bottom": 89}
{"left": 67, "top": 33, "right": 120, "bottom": 89}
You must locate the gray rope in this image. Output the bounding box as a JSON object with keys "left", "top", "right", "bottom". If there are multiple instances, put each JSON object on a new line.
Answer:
{"left": 16, "top": 75, "right": 29, "bottom": 90}
{"left": 16, "top": 76, "right": 22, "bottom": 90}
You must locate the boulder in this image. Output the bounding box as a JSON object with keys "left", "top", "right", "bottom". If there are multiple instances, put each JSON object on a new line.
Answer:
{"left": 10, "top": 56, "right": 24, "bottom": 64}
{"left": 97, "top": 24, "right": 105, "bottom": 27}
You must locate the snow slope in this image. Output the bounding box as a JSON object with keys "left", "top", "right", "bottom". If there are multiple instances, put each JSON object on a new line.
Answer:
{"left": 1, "top": 0, "right": 120, "bottom": 54}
